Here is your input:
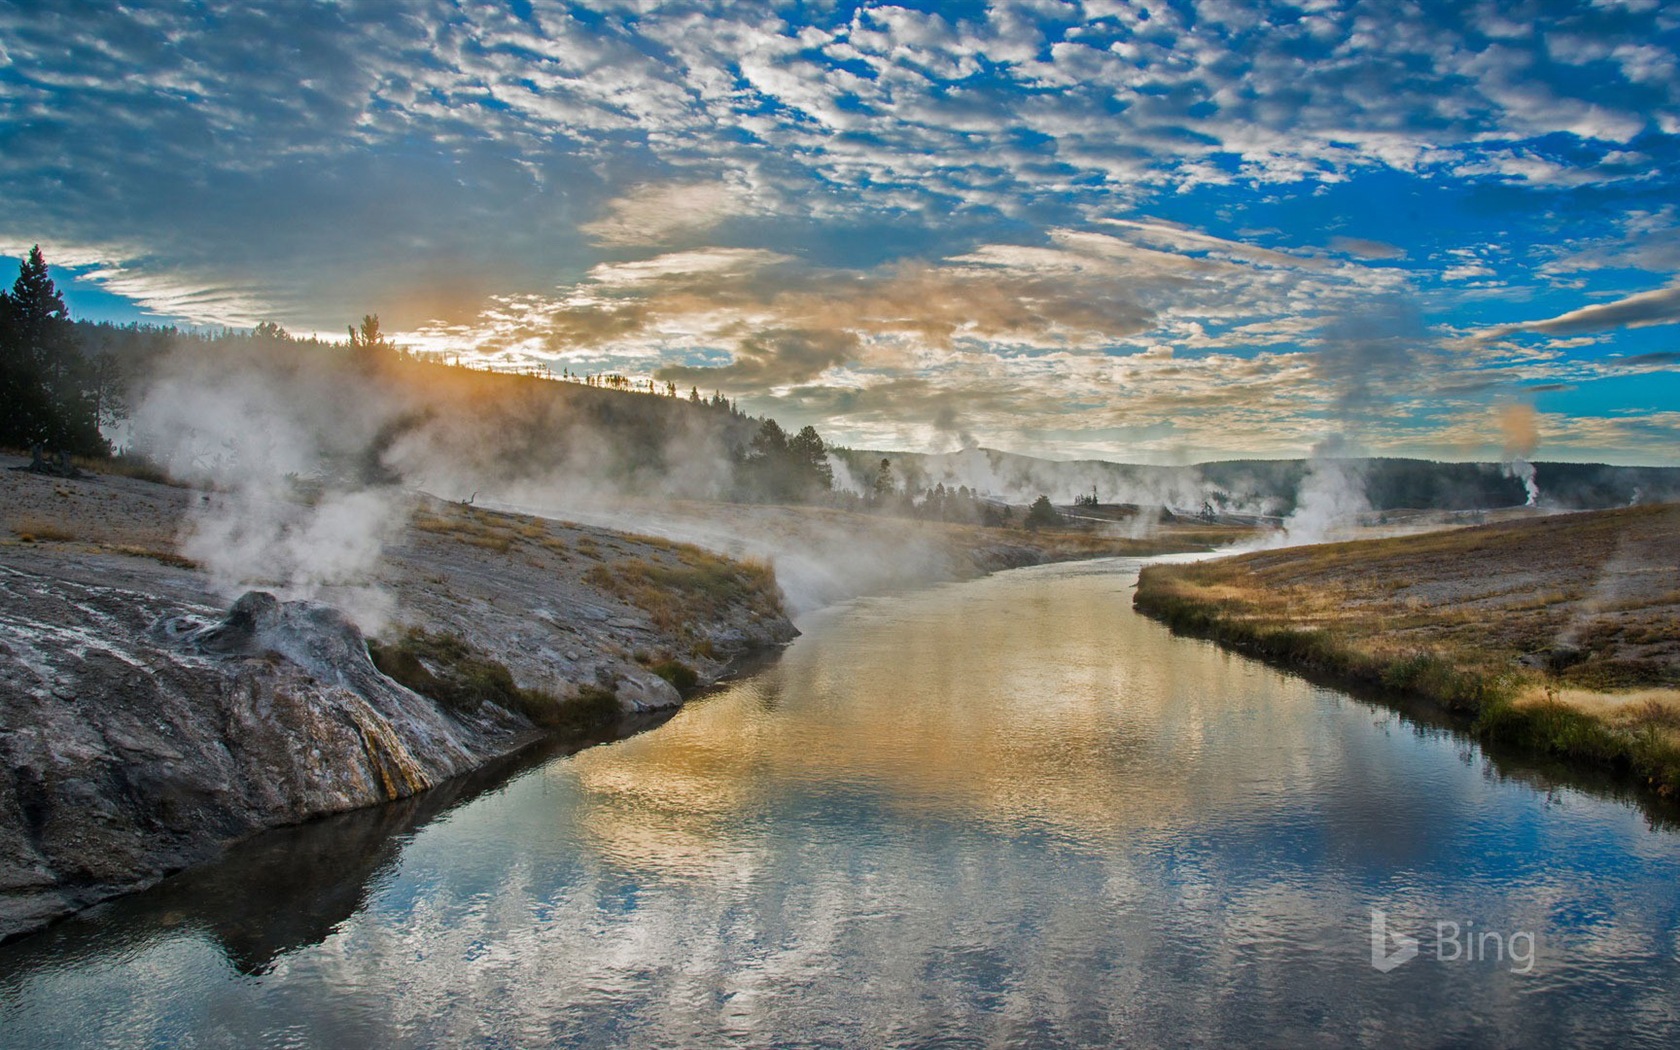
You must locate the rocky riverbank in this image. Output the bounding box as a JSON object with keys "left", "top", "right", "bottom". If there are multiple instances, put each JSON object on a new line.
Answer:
{"left": 1, "top": 449, "right": 1253, "bottom": 943}
{"left": 0, "top": 459, "right": 797, "bottom": 942}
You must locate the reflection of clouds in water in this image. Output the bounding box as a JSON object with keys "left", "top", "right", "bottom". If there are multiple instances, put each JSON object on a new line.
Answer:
{"left": 570, "top": 562, "right": 1338, "bottom": 866}
{"left": 5, "top": 561, "right": 1680, "bottom": 1046}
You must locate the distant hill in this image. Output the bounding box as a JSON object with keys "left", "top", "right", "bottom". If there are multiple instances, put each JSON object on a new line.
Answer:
{"left": 72, "top": 319, "right": 1679, "bottom": 514}
{"left": 837, "top": 447, "right": 1680, "bottom": 514}
{"left": 73, "top": 320, "right": 773, "bottom": 501}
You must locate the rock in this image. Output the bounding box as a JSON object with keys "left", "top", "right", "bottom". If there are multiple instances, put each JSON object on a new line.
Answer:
{"left": 1517, "top": 645, "right": 1589, "bottom": 673}
{"left": 0, "top": 577, "right": 532, "bottom": 944}
{"left": 612, "top": 671, "right": 683, "bottom": 713}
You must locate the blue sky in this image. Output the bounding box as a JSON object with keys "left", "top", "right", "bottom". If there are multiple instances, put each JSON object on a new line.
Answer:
{"left": 2, "top": 0, "right": 1678, "bottom": 463}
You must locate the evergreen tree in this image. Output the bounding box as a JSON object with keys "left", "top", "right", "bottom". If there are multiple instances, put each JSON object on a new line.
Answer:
{"left": 0, "top": 246, "right": 105, "bottom": 454}
{"left": 745, "top": 417, "right": 793, "bottom": 500}
{"left": 788, "top": 424, "right": 833, "bottom": 494}
{"left": 1025, "top": 494, "right": 1061, "bottom": 530}
{"left": 347, "top": 313, "right": 401, "bottom": 366}
{"left": 873, "top": 457, "right": 895, "bottom": 501}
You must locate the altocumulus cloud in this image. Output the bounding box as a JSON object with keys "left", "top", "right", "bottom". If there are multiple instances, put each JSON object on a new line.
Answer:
{"left": 1, "top": 0, "right": 1678, "bottom": 461}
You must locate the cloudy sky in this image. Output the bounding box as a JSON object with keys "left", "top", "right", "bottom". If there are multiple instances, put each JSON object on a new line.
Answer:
{"left": 3, "top": 0, "right": 1678, "bottom": 463}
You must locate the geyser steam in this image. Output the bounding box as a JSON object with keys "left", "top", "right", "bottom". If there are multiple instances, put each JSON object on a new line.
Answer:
{"left": 1500, "top": 404, "right": 1541, "bottom": 508}
{"left": 1281, "top": 435, "right": 1370, "bottom": 546}
{"left": 132, "top": 347, "right": 410, "bottom": 630}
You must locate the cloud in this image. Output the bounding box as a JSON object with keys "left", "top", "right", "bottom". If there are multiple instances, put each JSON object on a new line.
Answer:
{"left": 1606, "top": 351, "right": 1680, "bottom": 368}
{"left": 1492, "top": 282, "right": 1680, "bottom": 336}
{"left": 580, "top": 181, "right": 759, "bottom": 247}
{"left": 2, "top": 1, "right": 1678, "bottom": 462}
{"left": 1330, "top": 237, "right": 1406, "bottom": 260}
{"left": 658, "top": 328, "right": 860, "bottom": 386}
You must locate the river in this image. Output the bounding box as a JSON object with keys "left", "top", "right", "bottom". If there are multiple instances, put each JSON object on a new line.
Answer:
{"left": 2, "top": 558, "right": 1677, "bottom": 1047}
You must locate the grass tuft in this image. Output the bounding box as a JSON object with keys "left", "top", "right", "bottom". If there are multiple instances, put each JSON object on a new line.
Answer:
{"left": 648, "top": 658, "right": 699, "bottom": 691}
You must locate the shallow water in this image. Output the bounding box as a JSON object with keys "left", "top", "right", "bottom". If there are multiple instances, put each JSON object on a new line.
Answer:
{"left": 3, "top": 558, "right": 1677, "bottom": 1048}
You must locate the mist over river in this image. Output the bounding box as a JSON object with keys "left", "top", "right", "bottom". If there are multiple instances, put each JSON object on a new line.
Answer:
{"left": 2, "top": 558, "right": 1677, "bottom": 1048}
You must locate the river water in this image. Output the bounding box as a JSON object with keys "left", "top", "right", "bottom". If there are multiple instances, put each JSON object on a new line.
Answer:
{"left": 2, "top": 558, "right": 1678, "bottom": 1048}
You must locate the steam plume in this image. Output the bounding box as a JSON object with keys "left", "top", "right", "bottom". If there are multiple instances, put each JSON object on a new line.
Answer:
{"left": 1499, "top": 404, "right": 1541, "bottom": 508}
{"left": 1281, "top": 434, "right": 1369, "bottom": 545}
{"left": 132, "top": 348, "right": 409, "bottom": 630}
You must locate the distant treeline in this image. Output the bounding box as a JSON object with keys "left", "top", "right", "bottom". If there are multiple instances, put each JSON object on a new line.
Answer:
{"left": 0, "top": 246, "right": 848, "bottom": 504}
{"left": 853, "top": 447, "right": 1680, "bottom": 513}
{"left": 1199, "top": 458, "right": 1680, "bottom": 513}
{"left": 5, "top": 248, "right": 1674, "bottom": 513}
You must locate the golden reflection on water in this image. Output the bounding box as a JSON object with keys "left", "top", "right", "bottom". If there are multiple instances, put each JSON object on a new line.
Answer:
{"left": 8, "top": 559, "right": 1680, "bottom": 1049}
{"left": 569, "top": 561, "right": 1323, "bottom": 875}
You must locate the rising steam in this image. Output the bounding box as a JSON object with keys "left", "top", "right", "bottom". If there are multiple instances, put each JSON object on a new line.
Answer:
{"left": 1499, "top": 404, "right": 1541, "bottom": 508}
{"left": 131, "top": 348, "right": 410, "bottom": 630}
{"left": 1280, "top": 434, "right": 1369, "bottom": 546}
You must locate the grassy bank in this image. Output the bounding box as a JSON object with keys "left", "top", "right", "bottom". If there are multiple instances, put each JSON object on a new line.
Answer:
{"left": 1134, "top": 504, "right": 1680, "bottom": 798}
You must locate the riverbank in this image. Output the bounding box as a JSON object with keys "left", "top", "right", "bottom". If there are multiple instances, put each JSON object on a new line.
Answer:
{"left": 0, "top": 457, "right": 797, "bottom": 942}
{"left": 1, "top": 451, "right": 1252, "bottom": 943}
{"left": 1133, "top": 503, "right": 1680, "bottom": 799}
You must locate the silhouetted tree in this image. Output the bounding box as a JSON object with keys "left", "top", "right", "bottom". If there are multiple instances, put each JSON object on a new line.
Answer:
{"left": 873, "top": 457, "right": 895, "bottom": 502}
{"left": 0, "top": 246, "right": 106, "bottom": 454}
{"left": 1025, "top": 494, "right": 1061, "bottom": 530}
{"left": 347, "top": 313, "right": 402, "bottom": 366}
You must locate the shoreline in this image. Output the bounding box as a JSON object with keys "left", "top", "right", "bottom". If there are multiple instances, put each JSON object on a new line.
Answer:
{"left": 1133, "top": 504, "right": 1680, "bottom": 805}
{"left": 1, "top": 455, "right": 1248, "bottom": 943}
{"left": 0, "top": 458, "right": 799, "bottom": 943}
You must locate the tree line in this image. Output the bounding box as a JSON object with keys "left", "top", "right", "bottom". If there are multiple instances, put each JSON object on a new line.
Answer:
{"left": 0, "top": 247, "right": 851, "bottom": 507}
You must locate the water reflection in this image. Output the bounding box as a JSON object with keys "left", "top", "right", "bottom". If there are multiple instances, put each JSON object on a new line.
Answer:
{"left": 2, "top": 559, "right": 1678, "bottom": 1048}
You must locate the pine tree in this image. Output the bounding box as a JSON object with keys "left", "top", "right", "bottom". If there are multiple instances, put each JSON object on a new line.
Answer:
{"left": 788, "top": 424, "right": 833, "bottom": 494}
{"left": 1025, "top": 494, "right": 1061, "bottom": 530}
{"left": 873, "top": 457, "right": 895, "bottom": 501}
{"left": 348, "top": 313, "right": 401, "bottom": 365}
{"left": 0, "top": 246, "right": 105, "bottom": 454}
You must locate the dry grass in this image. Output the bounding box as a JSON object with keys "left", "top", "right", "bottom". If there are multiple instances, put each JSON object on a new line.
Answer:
{"left": 411, "top": 506, "right": 540, "bottom": 554}
{"left": 1136, "top": 503, "right": 1680, "bottom": 797}
{"left": 105, "top": 543, "right": 198, "bottom": 569}
{"left": 586, "top": 545, "right": 783, "bottom": 638}
{"left": 73, "top": 453, "right": 176, "bottom": 485}
{"left": 11, "top": 516, "right": 76, "bottom": 543}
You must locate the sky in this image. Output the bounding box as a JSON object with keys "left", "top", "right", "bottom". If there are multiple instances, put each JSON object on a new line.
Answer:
{"left": 2, "top": 0, "right": 1678, "bottom": 465}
